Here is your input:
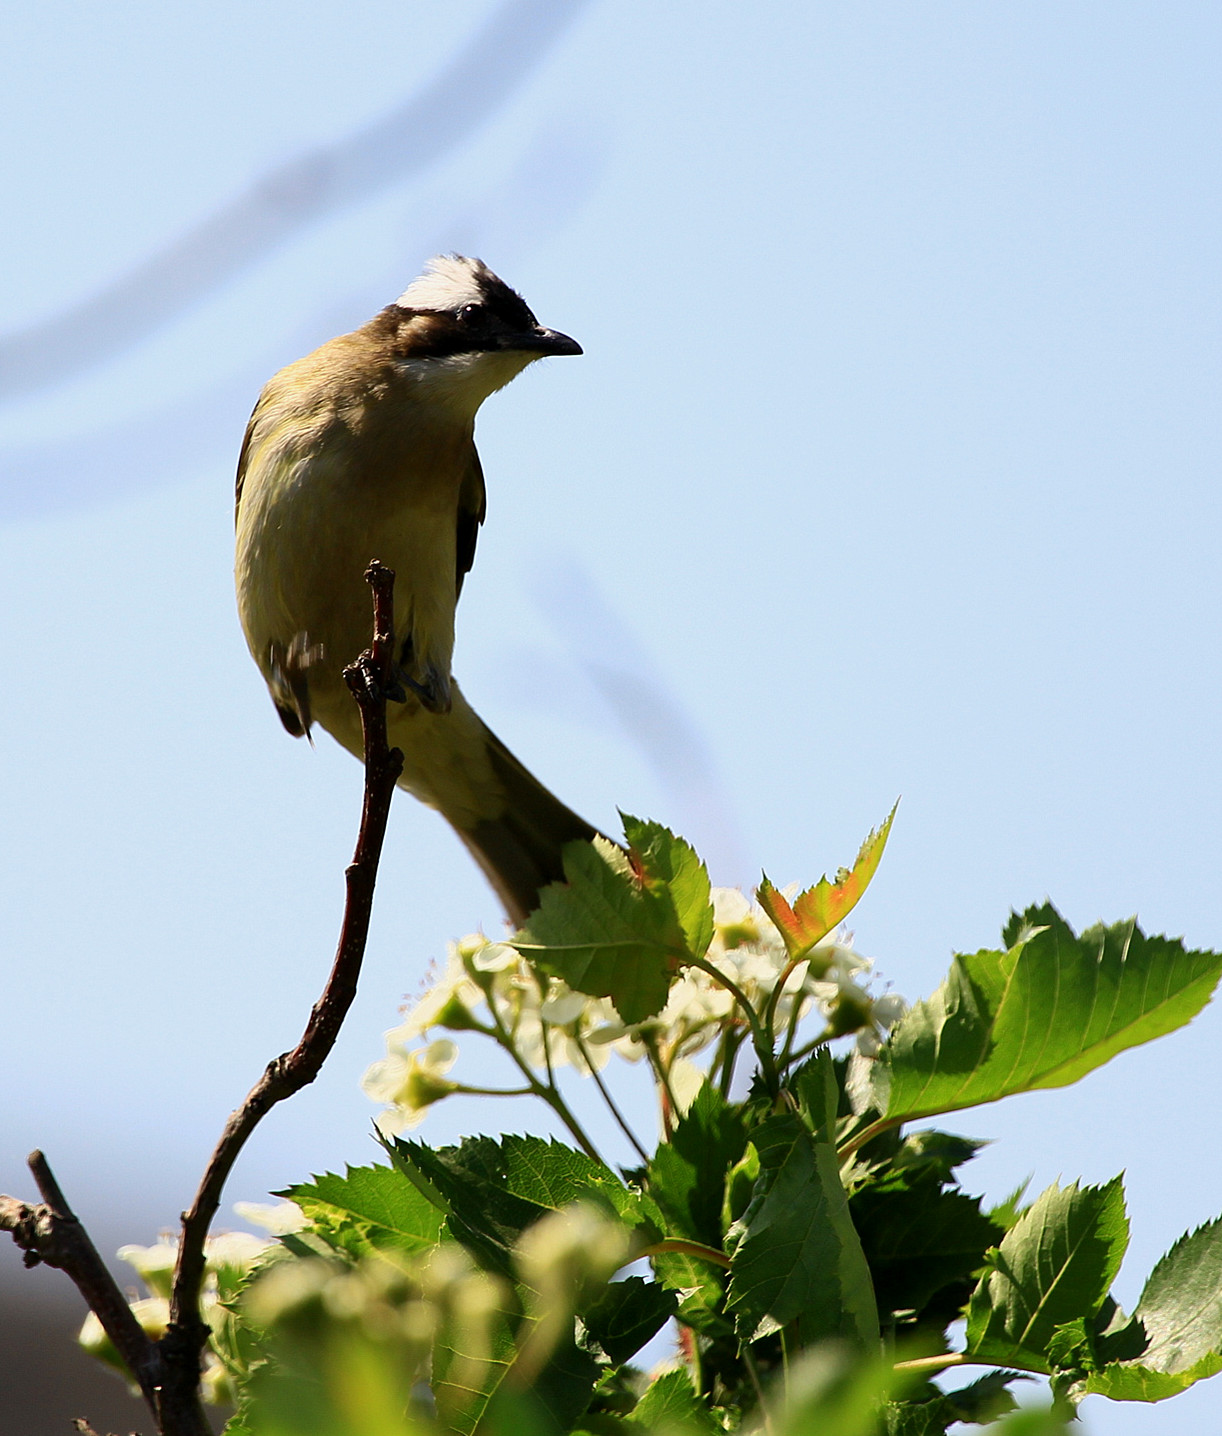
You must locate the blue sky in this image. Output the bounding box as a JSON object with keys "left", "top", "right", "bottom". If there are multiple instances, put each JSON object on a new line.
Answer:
{"left": 1, "top": 4, "right": 1220, "bottom": 1427}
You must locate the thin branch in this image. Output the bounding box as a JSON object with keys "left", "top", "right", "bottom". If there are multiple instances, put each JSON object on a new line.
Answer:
{"left": 0, "top": 563, "right": 403, "bottom": 1434}
{"left": 0, "top": 1153, "right": 163, "bottom": 1412}
{"left": 164, "top": 560, "right": 404, "bottom": 1423}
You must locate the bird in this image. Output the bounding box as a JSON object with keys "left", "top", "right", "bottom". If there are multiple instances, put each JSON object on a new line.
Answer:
{"left": 234, "top": 254, "right": 597, "bottom": 926}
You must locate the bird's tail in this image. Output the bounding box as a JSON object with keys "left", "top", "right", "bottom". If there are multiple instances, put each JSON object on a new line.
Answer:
{"left": 453, "top": 721, "right": 598, "bottom": 928}
{"left": 377, "top": 685, "right": 597, "bottom": 928}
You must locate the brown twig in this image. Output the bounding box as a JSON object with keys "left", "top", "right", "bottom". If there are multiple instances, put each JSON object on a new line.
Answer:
{"left": 162, "top": 561, "right": 403, "bottom": 1426}
{"left": 0, "top": 1151, "right": 163, "bottom": 1412}
{"left": 2, "top": 563, "right": 403, "bottom": 1435}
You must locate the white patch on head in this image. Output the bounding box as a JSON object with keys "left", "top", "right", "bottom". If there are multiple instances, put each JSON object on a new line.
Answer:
{"left": 395, "top": 255, "right": 492, "bottom": 313}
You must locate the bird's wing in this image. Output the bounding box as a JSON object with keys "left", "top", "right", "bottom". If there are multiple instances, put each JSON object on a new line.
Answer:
{"left": 455, "top": 445, "right": 487, "bottom": 598}
{"left": 234, "top": 403, "right": 258, "bottom": 523}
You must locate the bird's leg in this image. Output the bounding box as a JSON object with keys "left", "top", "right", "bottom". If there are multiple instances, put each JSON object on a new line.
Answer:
{"left": 395, "top": 633, "right": 453, "bottom": 714}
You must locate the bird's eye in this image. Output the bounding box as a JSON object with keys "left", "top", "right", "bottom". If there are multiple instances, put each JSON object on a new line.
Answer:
{"left": 458, "top": 302, "right": 486, "bottom": 325}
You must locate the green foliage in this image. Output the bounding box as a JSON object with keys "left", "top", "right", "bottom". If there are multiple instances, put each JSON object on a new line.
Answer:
{"left": 284, "top": 1164, "right": 445, "bottom": 1256}
{"left": 965, "top": 1177, "right": 1129, "bottom": 1372}
{"left": 118, "top": 817, "right": 1222, "bottom": 1434}
{"left": 726, "top": 1115, "right": 879, "bottom": 1347}
{"left": 511, "top": 819, "right": 715, "bottom": 1024}
{"left": 758, "top": 803, "right": 896, "bottom": 961}
{"left": 875, "top": 904, "right": 1222, "bottom": 1124}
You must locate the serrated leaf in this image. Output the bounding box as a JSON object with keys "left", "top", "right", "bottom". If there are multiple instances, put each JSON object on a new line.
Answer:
{"left": 726, "top": 1116, "right": 878, "bottom": 1346}
{"left": 943, "top": 1370, "right": 1030, "bottom": 1423}
{"left": 512, "top": 836, "right": 682, "bottom": 1023}
{"left": 965, "top": 1177, "right": 1129, "bottom": 1371}
{"left": 389, "top": 1134, "right": 656, "bottom": 1276}
{"left": 875, "top": 905, "right": 1222, "bottom": 1124}
{"left": 649, "top": 1245, "right": 731, "bottom": 1337}
{"left": 1083, "top": 1215, "right": 1222, "bottom": 1401}
{"left": 793, "top": 1049, "right": 840, "bottom": 1143}
{"left": 647, "top": 1082, "right": 747, "bottom": 1247}
{"left": 887, "top": 1130, "right": 988, "bottom": 1187}
{"left": 758, "top": 804, "right": 896, "bottom": 960}
{"left": 283, "top": 1164, "right": 443, "bottom": 1256}
{"left": 581, "top": 1276, "right": 677, "bottom": 1364}
{"left": 883, "top": 1398, "right": 957, "bottom": 1436}
{"left": 621, "top": 814, "right": 715, "bottom": 960}
{"left": 850, "top": 1177, "right": 1004, "bottom": 1321}
{"left": 627, "top": 1368, "right": 721, "bottom": 1434}
{"left": 436, "top": 1315, "right": 600, "bottom": 1436}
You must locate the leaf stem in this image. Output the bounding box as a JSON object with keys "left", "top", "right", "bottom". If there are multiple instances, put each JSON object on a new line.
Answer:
{"left": 893, "top": 1352, "right": 966, "bottom": 1374}
{"left": 717, "top": 1028, "right": 747, "bottom": 1100}
{"left": 639, "top": 1238, "right": 732, "bottom": 1270}
{"left": 836, "top": 1113, "right": 899, "bottom": 1161}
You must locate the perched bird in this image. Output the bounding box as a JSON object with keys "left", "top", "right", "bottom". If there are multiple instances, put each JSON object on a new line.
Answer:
{"left": 235, "top": 255, "right": 596, "bottom": 924}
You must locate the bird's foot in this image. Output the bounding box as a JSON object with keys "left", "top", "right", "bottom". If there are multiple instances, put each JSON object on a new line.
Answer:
{"left": 391, "top": 661, "right": 452, "bottom": 714}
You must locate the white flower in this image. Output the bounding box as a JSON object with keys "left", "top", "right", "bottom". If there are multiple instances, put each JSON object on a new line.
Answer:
{"left": 396, "top": 944, "right": 484, "bottom": 1038}
{"left": 233, "top": 1199, "right": 309, "bottom": 1236}
{"left": 204, "top": 1230, "right": 273, "bottom": 1273}
{"left": 363, "top": 1037, "right": 460, "bottom": 1135}
{"left": 855, "top": 990, "right": 909, "bottom": 1055}
{"left": 117, "top": 1241, "right": 178, "bottom": 1298}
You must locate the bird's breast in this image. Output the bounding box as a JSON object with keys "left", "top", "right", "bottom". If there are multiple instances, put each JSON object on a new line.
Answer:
{"left": 235, "top": 385, "right": 474, "bottom": 716}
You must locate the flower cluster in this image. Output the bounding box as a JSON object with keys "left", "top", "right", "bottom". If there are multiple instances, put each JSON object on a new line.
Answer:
{"left": 362, "top": 887, "right": 906, "bottom": 1136}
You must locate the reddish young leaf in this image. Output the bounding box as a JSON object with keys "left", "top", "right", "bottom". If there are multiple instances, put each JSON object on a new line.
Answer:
{"left": 758, "top": 804, "right": 897, "bottom": 960}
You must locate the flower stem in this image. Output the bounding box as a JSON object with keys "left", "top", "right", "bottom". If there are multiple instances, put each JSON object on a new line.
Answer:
{"left": 761, "top": 955, "right": 805, "bottom": 1050}
{"left": 576, "top": 1035, "right": 650, "bottom": 1165}
{"left": 484, "top": 999, "right": 604, "bottom": 1163}
{"left": 686, "top": 954, "right": 780, "bottom": 1096}
{"left": 453, "top": 1084, "right": 534, "bottom": 1098}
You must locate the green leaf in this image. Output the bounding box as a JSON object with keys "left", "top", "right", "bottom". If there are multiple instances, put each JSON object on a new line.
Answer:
{"left": 283, "top": 1164, "right": 443, "bottom": 1256}
{"left": 512, "top": 834, "right": 686, "bottom": 1024}
{"left": 758, "top": 803, "right": 896, "bottom": 960}
{"left": 436, "top": 1315, "right": 601, "bottom": 1436}
{"left": 726, "top": 1115, "right": 879, "bottom": 1346}
{"left": 581, "top": 1276, "right": 677, "bottom": 1364}
{"left": 647, "top": 1082, "right": 747, "bottom": 1247}
{"left": 887, "top": 1130, "right": 988, "bottom": 1187}
{"left": 478, "top": 1339, "right": 601, "bottom": 1436}
{"left": 943, "top": 1370, "right": 1030, "bottom": 1423}
{"left": 1083, "top": 1216, "right": 1222, "bottom": 1401}
{"left": 988, "top": 1179, "right": 1034, "bottom": 1233}
{"left": 883, "top": 1399, "right": 956, "bottom": 1436}
{"left": 389, "top": 1134, "right": 657, "bottom": 1276}
{"left": 965, "top": 1177, "right": 1129, "bottom": 1371}
{"left": 649, "top": 1245, "right": 731, "bottom": 1338}
{"left": 875, "top": 905, "right": 1222, "bottom": 1124}
{"left": 793, "top": 1049, "right": 841, "bottom": 1143}
{"left": 850, "top": 1176, "right": 1004, "bottom": 1323}
{"left": 626, "top": 1368, "right": 721, "bottom": 1435}
{"left": 776, "top": 1346, "right": 913, "bottom": 1436}
{"left": 621, "top": 814, "right": 715, "bottom": 960}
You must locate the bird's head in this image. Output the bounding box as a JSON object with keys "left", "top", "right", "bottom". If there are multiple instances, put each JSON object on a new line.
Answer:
{"left": 373, "top": 255, "right": 581, "bottom": 416}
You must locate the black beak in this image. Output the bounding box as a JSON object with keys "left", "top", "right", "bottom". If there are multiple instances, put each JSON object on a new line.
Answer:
{"left": 504, "top": 326, "right": 583, "bottom": 356}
